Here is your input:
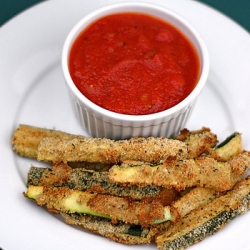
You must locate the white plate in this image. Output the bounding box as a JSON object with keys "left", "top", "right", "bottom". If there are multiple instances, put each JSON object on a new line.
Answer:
{"left": 1, "top": 0, "right": 250, "bottom": 249}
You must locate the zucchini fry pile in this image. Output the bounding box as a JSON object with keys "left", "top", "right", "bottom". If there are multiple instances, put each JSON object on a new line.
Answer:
{"left": 12, "top": 124, "right": 250, "bottom": 249}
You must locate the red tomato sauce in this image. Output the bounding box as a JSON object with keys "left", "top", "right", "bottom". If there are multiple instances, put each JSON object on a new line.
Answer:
{"left": 69, "top": 13, "right": 200, "bottom": 115}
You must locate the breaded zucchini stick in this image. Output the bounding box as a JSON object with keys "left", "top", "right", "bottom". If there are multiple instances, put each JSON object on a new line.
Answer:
{"left": 25, "top": 185, "right": 173, "bottom": 227}
{"left": 175, "top": 127, "right": 218, "bottom": 159}
{"left": 154, "top": 187, "right": 220, "bottom": 235}
{"left": 209, "top": 132, "right": 242, "bottom": 161}
{"left": 109, "top": 151, "right": 250, "bottom": 192}
{"left": 41, "top": 189, "right": 220, "bottom": 245}
{"left": 155, "top": 176, "right": 250, "bottom": 250}
{"left": 12, "top": 124, "right": 84, "bottom": 159}
{"left": 12, "top": 124, "right": 211, "bottom": 161}
{"left": 27, "top": 164, "right": 179, "bottom": 202}
{"left": 171, "top": 187, "right": 219, "bottom": 219}
{"left": 12, "top": 124, "right": 109, "bottom": 170}
{"left": 61, "top": 213, "right": 156, "bottom": 245}
{"left": 37, "top": 136, "right": 188, "bottom": 164}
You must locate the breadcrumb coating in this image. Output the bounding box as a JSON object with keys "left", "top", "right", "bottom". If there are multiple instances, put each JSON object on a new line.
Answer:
{"left": 109, "top": 151, "right": 250, "bottom": 192}
{"left": 37, "top": 136, "right": 188, "bottom": 164}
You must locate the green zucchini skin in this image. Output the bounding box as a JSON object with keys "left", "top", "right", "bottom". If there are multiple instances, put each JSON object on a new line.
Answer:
{"left": 63, "top": 213, "right": 149, "bottom": 237}
{"left": 156, "top": 176, "right": 250, "bottom": 250}
{"left": 213, "top": 132, "right": 242, "bottom": 161}
{"left": 160, "top": 201, "right": 249, "bottom": 250}
{"left": 61, "top": 213, "right": 155, "bottom": 245}
{"left": 216, "top": 132, "right": 240, "bottom": 149}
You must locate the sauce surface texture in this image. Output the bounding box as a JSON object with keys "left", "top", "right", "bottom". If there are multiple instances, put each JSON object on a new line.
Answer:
{"left": 69, "top": 13, "right": 200, "bottom": 115}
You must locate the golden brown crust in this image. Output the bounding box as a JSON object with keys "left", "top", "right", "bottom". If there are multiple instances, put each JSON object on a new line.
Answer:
{"left": 37, "top": 136, "right": 188, "bottom": 164}
{"left": 109, "top": 151, "right": 250, "bottom": 192}
{"left": 28, "top": 184, "right": 170, "bottom": 227}
{"left": 230, "top": 150, "right": 250, "bottom": 183}
{"left": 40, "top": 163, "right": 72, "bottom": 186}
{"left": 34, "top": 186, "right": 72, "bottom": 214}
{"left": 171, "top": 187, "right": 219, "bottom": 219}
{"left": 154, "top": 188, "right": 180, "bottom": 207}
{"left": 12, "top": 124, "right": 84, "bottom": 159}
{"left": 87, "top": 193, "right": 165, "bottom": 227}
{"left": 176, "top": 127, "right": 218, "bottom": 158}
{"left": 156, "top": 156, "right": 230, "bottom": 191}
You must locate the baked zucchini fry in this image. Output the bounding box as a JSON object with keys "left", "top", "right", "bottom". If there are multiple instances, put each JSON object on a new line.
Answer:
{"left": 27, "top": 164, "right": 179, "bottom": 201}
{"left": 37, "top": 136, "right": 188, "bottom": 164}
{"left": 61, "top": 213, "right": 156, "bottom": 245}
{"left": 155, "top": 175, "right": 250, "bottom": 250}
{"left": 154, "top": 187, "right": 220, "bottom": 235}
{"left": 209, "top": 132, "right": 242, "bottom": 161}
{"left": 109, "top": 151, "right": 250, "bottom": 191}
{"left": 177, "top": 128, "right": 242, "bottom": 161}
{"left": 25, "top": 185, "right": 173, "bottom": 227}
{"left": 171, "top": 187, "right": 219, "bottom": 219}
{"left": 26, "top": 185, "right": 109, "bottom": 217}
{"left": 175, "top": 127, "right": 218, "bottom": 158}
{"left": 12, "top": 124, "right": 84, "bottom": 159}
{"left": 11, "top": 124, "right": 108, "bottom": 170}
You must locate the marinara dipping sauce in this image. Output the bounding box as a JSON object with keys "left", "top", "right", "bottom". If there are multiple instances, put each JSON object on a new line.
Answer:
{"left": 69, "top": 13, "right": 200, "bottom": 115}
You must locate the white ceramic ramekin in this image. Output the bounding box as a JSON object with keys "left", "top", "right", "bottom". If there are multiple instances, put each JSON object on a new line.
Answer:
{"left": 62, "top": 2, "right": 209, "bottom": 139}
